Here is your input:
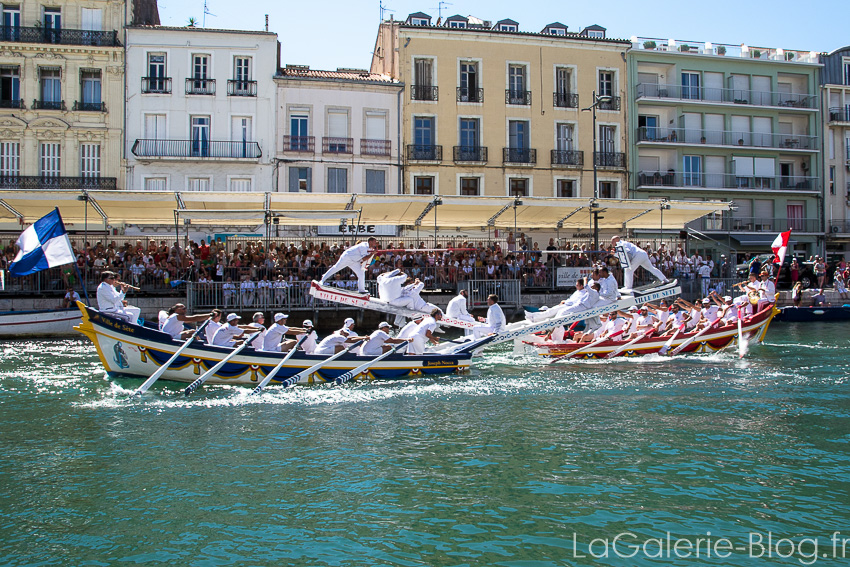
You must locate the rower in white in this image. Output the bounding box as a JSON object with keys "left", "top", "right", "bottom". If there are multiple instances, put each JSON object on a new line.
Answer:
{"left": 210, "top": 313, "right": 260, "bottom": 347}
{"left": 319, "top": 237, "right": 378, "bottom": 293}
{"left": 408, "top": 308, "right": 443, "bottom": 354}
{"left": 473, "top": 294, "right": 505, "bottom": 339}
{"left": 360, "top": 322, "right": 411, "bottom": 356}
{"left": 159, "top": 303, "right": 213, "bottom": 340}
{"left": 295, "top": 320, "right": 318, "bottom": 354}
{"left": 611, "top": 236, "right": 668, "bottom": 291}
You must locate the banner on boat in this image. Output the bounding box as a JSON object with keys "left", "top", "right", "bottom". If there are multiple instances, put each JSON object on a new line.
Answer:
{"left": 555, "top": 267, "right": 595, "bottom": 287}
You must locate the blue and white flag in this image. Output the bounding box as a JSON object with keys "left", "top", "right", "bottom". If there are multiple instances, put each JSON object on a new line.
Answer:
{"left": 8, "top": 208, "right": 76, "bottom": 277}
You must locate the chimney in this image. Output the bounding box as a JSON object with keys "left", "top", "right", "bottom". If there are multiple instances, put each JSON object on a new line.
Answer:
{"left": 265, "top": 14, "right": 269, "bottom": 32}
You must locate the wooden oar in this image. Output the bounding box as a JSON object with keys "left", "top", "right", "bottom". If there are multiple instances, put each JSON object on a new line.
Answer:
{"left": 278, "top": 339, "right": 365, "bottom": 388}
{"left": 184, "top": 331, "right": 262, "bottom": 396}
{"left": 134, "top": 319, "right": 211, "bottom": 396}
{"left": 737, "top": 307, "right": 747, "bottom": 359}
{"left": 249, "top": 335, "right": 307, "bottom": 396}
{"left": 334, "top": 341, "right": 409, "bottom": 385}
{"left": 549, "top": 330, "right": 623, "bottom": 364}
{"left": 670, "top": 318, "right": 722, "bottom": 356}
{"left": 659, "top": 323, "right": 686, "bottom": 356}
{"left": 605, "top": 328, "right": 654, "bottom": 359}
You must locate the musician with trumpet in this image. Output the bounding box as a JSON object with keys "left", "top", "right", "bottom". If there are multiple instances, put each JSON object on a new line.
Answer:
{"left": 97, "top": 270, "right": 141, "bottom": 324}
{"left": 731, "top": 274, "right": 759, "bottom": 316}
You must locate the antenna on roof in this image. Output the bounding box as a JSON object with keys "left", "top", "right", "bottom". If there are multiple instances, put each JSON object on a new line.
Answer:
{"left": 435, "top": 1, "right": 452, "bottom": 20}
{"left": 379, "top": 0, "right": 394, "bottom": 22}
{"left": 202, "top": 0, "right": 216, "bottom": 28}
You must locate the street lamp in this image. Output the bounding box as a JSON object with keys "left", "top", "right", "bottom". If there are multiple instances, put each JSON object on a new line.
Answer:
{"left": 660, "top": 198, "right": 671, "bottom": 250}
{"left": 582, "top": 90, "right": 613, "bottom": 252}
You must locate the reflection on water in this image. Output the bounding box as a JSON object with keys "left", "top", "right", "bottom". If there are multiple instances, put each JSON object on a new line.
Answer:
{"left": 0, "top": 324, "right": 849, "bottom": 566}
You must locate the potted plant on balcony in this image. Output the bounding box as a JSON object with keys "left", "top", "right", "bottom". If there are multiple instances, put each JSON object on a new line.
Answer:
{"left": 716, "top": 45, "right": 726, "bottom": 56}
{"left": 643, "top": 40, "right": 656, "bottom": 50}
{"left": 752, "top": 49, "right": 761, "bottom": 59}
{"left": 679, "top": 44, "right": 691, "bottom": 52}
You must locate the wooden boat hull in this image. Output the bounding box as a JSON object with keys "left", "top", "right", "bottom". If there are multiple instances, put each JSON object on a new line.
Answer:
{"left": 530, "top": 305, "right": 778, "bottom": 359}
{"left": 0, "top": 307, "right": 80, "bottom": 338}
{"left": 74, "top": 305, "right": 474, "bottom": 386}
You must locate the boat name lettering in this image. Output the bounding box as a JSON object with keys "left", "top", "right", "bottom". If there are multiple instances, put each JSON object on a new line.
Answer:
{"left": 423, "top": 360, "right": 453, "bottom": 367}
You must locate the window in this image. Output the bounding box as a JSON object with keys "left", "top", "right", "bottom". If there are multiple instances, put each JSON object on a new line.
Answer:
{"left": 80, "top": 70, "right": 101, "bottom": 107}
{"left": 229, "top": 178, "right": 252, "bottom": 192}
{"left": 39, "top": 143, "right": 60, "bottom": 177}
{"left": 231, "top": 116, "right": 252, "bottom": 157}
{"left": 556, "top": 123, "right": 574, "bottom": 151}
{"left": 80, "top": 8, "right": 101, "bottom": 31}
{"left": 410, "top": 17, "right": 428, "bottom": 26}
{"left": 364, "top": 111, "right": 387, "bottom": 154}
{"left": 412, "top": 116, "right": 437, "bottom": 160}
{"left": 587, "top": 30, "right": 604, "bottom": 39}
{"left": 144, "top": 114, "right": 166, "bottom": 139}
{"left": 598, "top": 181, "right": 617, "bottom": 198}
{"left": 683, "top": 155, "right": 702, "bottom": 186}
{"left": 459, "top": 118, "right": 480, "bottom": 149}
{"left": 0, "top": 142, "right": 20, "bottom": 176}
{"left": 682, "top": 72, "right": 700, "bottom": 100}
{"left": 599, "top": 125, "right": 615, "bottom": 153}
{"left": 147, "top": 53, "right": 167, "bottom": 92}
{"left": 190, "top": 54, "right": 212, "bottom": 93}
{"left": 288, "top": 167, "right": 311, "bottom": 192}
{"left": 145, "top": 177, "right": 167, "bottom": 191}
{"left": 2, "top": 6, "right": 20, "bottom": 42}
{"left": 327, "top": 109, "right": 349, "bottom": 152}
{"left": 787, "top": 201, "right": 804, "bottom": 231}
{"left": 414, "top": 58, "right": 433, "bottom": 88}
{"left": 844, "top": 59, "right": 850, "bottom": 86}
{"left": 555, "top": 67, "right": 573, "bottom": 106}
{"left": 638, "top": 115, "right": 658, "bottom": 141}
{"left": 509, "top": 178, "right": 528, "bottom": 197}
{"left": 449, "top": 20, "right": 466, "bottom": 28}
{"left": 459, "top": 61, "right": 479, "bottom": 102}
{"left": 508, "top": 64, "right": 527, "bottom": 102}
{"left": 290, "top": 114, "right": 309, "bottom": 150}
{"left": 190, "top": 116, "right": 210, "bottom": 157}
{"left": 509, "top": 120, "right": 528, "bottom": 149}
{"left": 0, "top": 66, "right": 20, "bottom": 105}
{"left": 499, "top": 24, "right": 517, "bottom": 32}
{"left": 550, "top": 28, "right": 566, "bottom": 36}
{"left": 188, "top": 177, "right": 210, "bottom": 191}
{"left": 234, "top": 57, "right": 251, "bottom": 82}
{"left": 599, "top": 71, "right": 614, "bottom": 97}
{"left": 43, "top": 7, "right": 61, "bottom": 43}
{"left": 327, "top": 167, "right": 347, "bottom": 193}
{"left": 193, "top": 55, "right": 209, "bottom": 80}
{"left": 460, "top": 177, "right": 479, "bottom": 196}
{"left": 80, "top": 144, "right": 100, "bottom": 178}
{"left": 40, "top": 68, "right": 61, "bottom": 105}
{"left": 365, "top": 169, "right": 386, "bottom": 194}
{"left": 830, "top": 166, "right": 836, "bottom": 195}
{"left": 414, "top": 176, "right": 434, "bottom": 194}
{"left": 556, "top": 179, "right": 575, "bottom": 197}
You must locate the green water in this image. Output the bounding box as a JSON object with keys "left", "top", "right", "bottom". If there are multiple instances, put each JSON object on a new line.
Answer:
{"left": 1, "top": 323, "right": 849, "bottom": 566}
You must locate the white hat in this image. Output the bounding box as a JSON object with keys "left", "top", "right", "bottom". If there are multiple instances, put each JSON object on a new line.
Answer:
{"left": 226, "top": 313, "right": 240, "bottom": 322}
{"left": 302, "top": 319, "right": 313, "bottom": 327}
{"left": 628, "top": 306, "right": 639, "bottom": 312}
{"left": 344, "top": 317, "right": 355, "bottom": 327}
{"left": 378, "top": 321, "right": 390, "bottom": 328}
{"left": 274, "top": 313, "right": 288, "bottom": 322}
{"left": 723, "top": 296, "right": 733, "bottom": 301}
{"left": 702, "top": 298, "right": 710, "bottom": 304}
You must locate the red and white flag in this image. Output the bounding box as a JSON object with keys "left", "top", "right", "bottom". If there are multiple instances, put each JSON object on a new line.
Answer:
{"left": 771, "top": 229, "right": 792, "bottom": 265}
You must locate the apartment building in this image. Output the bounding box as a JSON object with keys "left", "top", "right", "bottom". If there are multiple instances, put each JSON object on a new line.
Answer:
{"left": 124, "top": 25, "right": 279, "bottom": 192}
{"left": 274, "top": 66, "right": 402, "bottom": 195}
{"left": 821, "top": 46, "right": 850, "bottom": 259}
{"left": 0, "top": 0, "right": 137, "bottom": 192}
{"left": 370, "top": 13, "right": 630, "bottom": 199}
{"left": 628, "top": 39, "right": 822, "bottom": 258}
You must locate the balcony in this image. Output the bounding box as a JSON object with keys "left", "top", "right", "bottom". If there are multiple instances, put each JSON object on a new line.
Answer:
{"left": 31, "top": 100, "right": 65, "bottom": 111}
{"left": 227, "top": 80, "right": 257, "bottom": 97}
{"left": 636, "top": 83, "right": 817, "bottom": 109}
{"left": 829, "top": 107, "right": 850, "bottom": 122}
{"left": 553, "top": 92, "right": 578, "bottom": 108}
{"left": 829, "top": 220, "right": 850, "bottom": 235}
{"left": 131, "top": 139, "right": 261, "bottom": 159}
{"left": 407, "top": 144, "right": 442, "bottom": 161}
{"left": 551, "top": 150, "right": 584, "bottom": 168}
{"left": 0, "top": 99, "right": 25, "bottom": 109}
{"left": 636, "top": 170, "right": 820, "bottom": 192}
{"left": 322, "top": 137, "right": 353, "bottom": 155}
{"left": 0, "top": 26, "right": 120, "bottom": 47}
{"left": 631, "top": 38, "right": 819, "bottom": 63}
{"left": 141, "top": 77, "right": 171, "bottom": 94}
{"left": 0, "top": 175, "right": 117, "bottom": 190}
{"left": 636, "top": 126, "right": 819, "bottom": 151}
{"left": 597, "top": 96, "right": 620, "bottom": 111}
{"left": 282, "top": 136, "right": 315, "bottom": 153}
{"left": 457, "top": 86, "right": 483, "bottom": 103}
{"left": 506, "top": 89, "right": 531, "bottom": 105}
{"left": 411, "top": 85, "right": 438, "bottom": 101}
{"left": 361, "top": 139, "right": 391, "bottom": 156}
{"left": 594, "top": 152, "right": 625, "bottom": 168}
{"left": 185, "top": 78, "right": 216, "bottom": 95}
{"left": 73, "top": 101, "right": 106, "bottom": 112}
{"left": 503, "top": 147, "right": 536, "bottom": 165}
{"left": 453, "top": 146, "right": 488, "bottom": 163}
{"left": 695, "top": 216, "right": 819, "bottom": 233}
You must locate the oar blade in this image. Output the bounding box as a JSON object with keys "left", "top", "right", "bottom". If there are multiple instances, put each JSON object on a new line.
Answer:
{"left": 250, "top": 335, "right": 307, "bottom": 396}
{"left": 134, "top": 319, "right": 210, "bottom": 396}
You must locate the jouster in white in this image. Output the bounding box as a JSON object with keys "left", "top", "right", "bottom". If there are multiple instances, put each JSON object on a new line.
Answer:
{"left": 612, "top": 236, "right": 668, "bottom": 290}
{"left": 320, "top": 238, "right": 378, "bottom": 293}
{"left": 473, "top": 294, "right": 506, "bottom": 339}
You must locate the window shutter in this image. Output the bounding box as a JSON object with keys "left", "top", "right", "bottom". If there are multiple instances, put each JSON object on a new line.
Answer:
{"left": 306, "top": 168, "right": 312, "bottom": 192}
{"left": 365, "top": 114, "right": 385, "bottom": 139}
{"left": 366, "top": 170, "right": 385, "bottom": 194}
{"left": 288, "top": 168, "right": 298, "bottom": 192}
{"left": 328, "top": 112, "right": 347, "bottom": 138}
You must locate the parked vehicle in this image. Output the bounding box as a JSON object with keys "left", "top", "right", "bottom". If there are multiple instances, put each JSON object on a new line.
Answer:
{"left": 736, "top": 254, "right": 818, "bottom": 289}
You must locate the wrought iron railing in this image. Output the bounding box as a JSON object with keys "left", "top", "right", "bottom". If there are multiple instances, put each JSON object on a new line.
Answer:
{"left": 226, "top": 80, "right": 257, "bottom": 96}
{"left": 457, "top": 86, "right": 483, "bottom": 103}
{"left": 553, "top": 91, "right": 578, "bottom": 108}
{"left": 636, "top": 170, "right": 819, "bottom": 192}
{"left": 32, "top": 100, "right": 65, "bottom": 110}
{"left": 322, "top": 137, "right": 353, "bottom": 154}
{"left": 829, "top": 107, "right": 850, "bottom": 122}
{"left": 593, "top": 151, "right": 625, "bottom": 168}
{"left": 551, "top": 150, "right": 583, "bottom": 167}
{"left": 0, "top": 26, "right": 120, "bottom": 46}
{"left": 141, "top": 77, "right": 171, "bottom": 94}
{"left": 0, "top": 175, "right": 117, "bottom": 190}
{"left": 185, "top": 78, "right": 216, "bottom": 95}
{"left": 636, "top": 82, "right": 818, "bottom": 109}
{"left": 692, "top": 216, "right": 820, "bottom": 233}
{"left": 505, "top": 89, "right": 531, "bottom": 105}
{"left": 411, "top": 85, "right": 438, "bottom": 101}
{"left": 360, "top": 139, "right": 391, "bottom": 156}
{"left": 132, "top": 139, "right": 261, "bottom": 159}
{"left": 636, "top": 126, "right": 819, "bottom": 150}
{"left": 503, "top": 147, "right": 537, "bottom": 164}
{"left": 0, "top": 99, "right": 25, "bottom": 109}
{"left": 407, "top": 144, "right": 442, "bottom": 161}
{"left": 282, "top": 136, "right": 315, "bottom": 153}
{"left": 73, "top": 101, "right": 105, "bottom": 112}
{"left": 453, "top": 146, "right": 488, "bottom": 162}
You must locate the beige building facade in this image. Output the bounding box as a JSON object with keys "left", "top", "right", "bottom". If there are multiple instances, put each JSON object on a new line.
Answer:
{"left": 0, "top": 0, "right": 138, "bottom": 192}
{"left": 370, "top": 15, "right": 631, "bottom": 200}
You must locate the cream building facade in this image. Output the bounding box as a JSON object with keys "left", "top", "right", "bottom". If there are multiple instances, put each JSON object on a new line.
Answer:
{"left": 0, "top": 0, "right": 136, "bottom": 192}
{"left": 370, "top": 14, "right": 630, "bottom": 200}
{"left": 821, "top": 47, "right": 850, "bottom": 258}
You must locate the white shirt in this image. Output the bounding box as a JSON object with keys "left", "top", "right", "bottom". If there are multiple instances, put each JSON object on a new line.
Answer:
{"left": 485, "top": 303, "right": 506, "bottom": 331}
{"left": 212, "top": 324, "right": 245, "bottom": 347}
{"left": 702, "top": 305, "right": 720, "bottom": 323}
{"left": 296, "top": 330, "right": 318, "bottom": 354}
{"left": 600, "top": 275, "right": 620, "bottom": 301}
{"left": 205, "top": 320, "right": 222, "bottom": 344}
{"left": 64, "top": 291, "right": 81, "bottom": 304}
{"left": 446, "top": 294, "right": 471, "bottom": 319}
{"left": 759, "top": 279, "right": 776, "bottom": 298}
{"left": 413, "top": 316, "right": 438, "bottom": 339}
{"left": 397, "top": 320, "right": 421, "bottom": 340}
{"left": 314, "top": 334, "right": 347, "bottom": 355}
{"left": 361, "top": 329, "right": 391, "bottom": 356}
{"left": 160, "top": 313, "right": 184, "bottom": 339}
{"left": 617, "top": 240, "right": 642, "bottom": 258}
{"left": 262, "top": 323, "right": 289, "bottom": 352}
{"left": 96, "top": 281, "right": 125, "bottom": 313}
{"left": 339, "top": 241, "right": 372, "bottom": 263}
{"left": 377, "top": 270, "right": 407, "bottom": 302}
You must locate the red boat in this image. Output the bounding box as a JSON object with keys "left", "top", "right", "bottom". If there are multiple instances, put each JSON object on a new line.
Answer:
{"left": 526, "top": 304, "right": 779, "bottom": 359}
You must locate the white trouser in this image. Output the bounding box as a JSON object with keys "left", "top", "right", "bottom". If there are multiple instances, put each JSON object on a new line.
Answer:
{"left": 409, "top": 336, "right": 426, "bottom": 355}
{"left": 321, "top": 259, "right": 367, "bottom": 292}
{"left": 448, "top": 313, "right": 476, "bottom": 335}
{"left": 106, "top": 306, "right": 140, "bottom": 325}
{"left": 624, "top": 249, "right": 667, "bottom": 289}
{"left": 472, "top": 324, "right": 499, "bottom": 339}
